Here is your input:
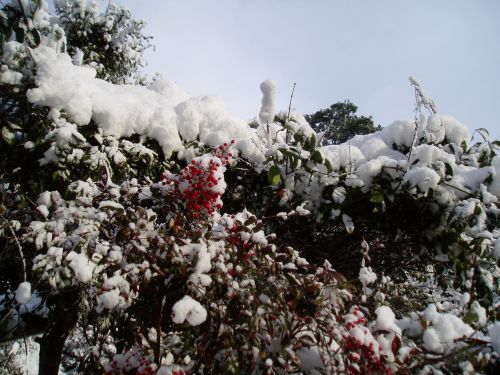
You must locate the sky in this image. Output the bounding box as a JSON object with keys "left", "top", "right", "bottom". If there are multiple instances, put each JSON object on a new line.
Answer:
{"left": 113, "top": 0, "right": 500, "bottom": 139}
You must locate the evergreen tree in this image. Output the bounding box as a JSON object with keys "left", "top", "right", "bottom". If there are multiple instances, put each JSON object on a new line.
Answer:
{"left": 306, "top": 100, "right": 382, "bottom": 145}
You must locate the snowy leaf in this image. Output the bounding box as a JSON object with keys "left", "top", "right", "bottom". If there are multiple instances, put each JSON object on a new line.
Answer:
{"left": 342, "top": 213, "right": 354, "bottom": 234}
{"left": 324, "top": 158, "right": 333, "bottom": 173}
{"left": 474, "top": 128, "right": 489, "bottom": 142}
{"left": 312, "top": 150, "right": 323, "bottom": 163}
{"left": 444, "top": 162, "right": 454, "bottom": 177}
{"left": 243, "top": 217, "right": 256, "bottom": 227}
{"left": 2, "top": 126, "right": 15, "bottom": 144}
{"left": 31, "top": 28, "right": 41, "bottom": 46}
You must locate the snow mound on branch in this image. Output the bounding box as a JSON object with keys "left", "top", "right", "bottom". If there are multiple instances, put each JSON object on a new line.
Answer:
{"left": 27, "top": 46, "right": 259, "bottom": 160}
{"left": 422, "top": 304, "right": 474, "bottom": 354}
{"left": 172, "top": 295, "right": 207, "bottom": 326}
{"left": 15, "top": 282, "right": 31, "bottom": 304}
{"left": 259, "top": 79, "right": 276, "bottom": 124}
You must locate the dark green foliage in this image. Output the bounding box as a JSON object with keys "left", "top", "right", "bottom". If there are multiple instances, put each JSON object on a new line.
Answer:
{"left": 305, "top": 100, "right": 382, "bottom": 145}
{"left": 55, "top": 1, "right": 152, "bottom": 84}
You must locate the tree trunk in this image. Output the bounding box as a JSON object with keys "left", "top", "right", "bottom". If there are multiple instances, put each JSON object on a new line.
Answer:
{"left": 38, "top": 289, "right": 81, "bottom": 375}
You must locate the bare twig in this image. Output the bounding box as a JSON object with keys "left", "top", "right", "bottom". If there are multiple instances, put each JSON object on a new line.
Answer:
{"left": 286, "top": 82, "right": 296, "bottom": 124}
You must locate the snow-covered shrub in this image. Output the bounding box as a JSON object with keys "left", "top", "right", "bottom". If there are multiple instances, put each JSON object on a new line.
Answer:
{"left": 0, "top": 1, "right": 499, "bottom": 374}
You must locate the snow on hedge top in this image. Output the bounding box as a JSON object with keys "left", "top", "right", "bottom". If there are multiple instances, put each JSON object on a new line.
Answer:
{"left": 27, "top": 46, "right": 258, "bottom": 159}
{"left": 26, "top": 45, "right": 500, "bottom": 201}
{"left": 321, "top": 114, "right": 500, "bottom": 200}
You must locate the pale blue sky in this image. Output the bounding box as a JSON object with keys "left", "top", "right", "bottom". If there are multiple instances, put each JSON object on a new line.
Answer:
{"left": 113, "top": 1, "right": 500, "bottom": 138}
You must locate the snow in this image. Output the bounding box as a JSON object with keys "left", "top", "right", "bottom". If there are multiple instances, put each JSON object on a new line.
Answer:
{"left": 0, "top": 67, "right": 23, "bottom": 85}
{"left": 380, "top": 120, "right": 416, "bottom": 148}
{"left": 258, "top": 80, "right": 276, "bottom": 124}
{"left": 65, "top": 251, "right": 95, "bottom": 283}
{"left": 37, "top": 205, "right": 49, "bottom": 218}
{"left": 179, "top": 242, "right": 213, "bottom": 288}
{"left": 422, "top": 304, "right": 474, "bottom": 353}
{"left": 9, "top": 341, "right": 20, "bottom": 355}
{"left": 359, "top": 265, "right": 377, "bottom": 287}
{"left": 424, "top": 114, "right": 445, "bottom": 144}
{"left": 3, "top": 2, "right": 500, "bottom": 371}
{"left": 98, "top": 200, "right": 125, "bottom": 211}
{"left": 172, "top": 295, "right": 207, "bottom": 326}
{"left": 441, "top": 115, "right": 469, "bottom": 145}
{"left": 375, "top": 306, "right": 402, "bottom": 335}
{"left": 97, "top": 275, "right": 131, "bottom": 311}
{"left": 342, "top": 213, "right": 354, "bottom": 234}
{"left": 410, "top": 76, "right": 437, "bottom": 113}
{"left": 15, "top": 281, "right": 31, "bottom": 304}
{"left": 10, "top": 337, "right": 40, "bottom": 375}
{"left": 27, "top": 46, "right": 258, "bottom": 160}
{"left": 294, "top": 203, "right": 311, "bottom": 216}
{"left": 489, "top": 155, "right": 500, "bottom": 196}
{"left": 404, "top": 166, "right": 441, "bottom": 194}
{"left": 488, "top": 322, "right": 500, "bottom": 353}
{"left": 323, "top": 144, "right": 366, "bottom": 170}
{"left": 470, "top": 301, "right": 487, "bottom": 327}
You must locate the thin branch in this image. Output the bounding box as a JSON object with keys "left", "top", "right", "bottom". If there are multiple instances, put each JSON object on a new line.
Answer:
{"left": 441, "top": 181, "right": 472, "bottom": 195}
{"left": 286, "top": 82, "right": 296, "bottom": 124}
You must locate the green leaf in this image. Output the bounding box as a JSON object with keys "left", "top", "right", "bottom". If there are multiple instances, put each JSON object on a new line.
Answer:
{"left": 18, "top": 195, "right": 26, "bottom": 209}
{"left": 444, "top": 163, "right": 454, "bottom": 177}
{"left": 31, "top": 28, "right": 41, "bottom": 46}
{"left": 14, "top": 25, "right": 24, "bottom": 43}
{"left": 463, "top": 311, "right": 477, "bottom": 324}
{"left": 2, "top": 127, "right": 15, "bottom": 144}
{"left": 370, "top": 188, "right": 384, "bottom": 204}
{"left": 310, "top": 133, "right": 316, "bottom": 147}
{"left": 473, "top": 205, "right": 482, "bottom": 215}
{"left": 244, "top": 216, "right": 257, "bottom": 226}
{"left": 324, "top": 158, "right": 333, "bottom": 173}
{"left": 279, "top": 148, "right": 300, "bottom": 159}
{"left": 491, "top": 140, "right": 500, "bottom": 148}
{"left": 304, "top": 133, "right": 317, "bottom": 151}
{"left": 268, "top": 165, "right": 281, "bottom": 186}
{"left": 460, "top": 140, "right": 468, "bottom": 152}
{"left": 293, "top": 133, "right": 303, "bottom": 143}
{"left": 312, "top": 150, "right": 323, "bottom": 163}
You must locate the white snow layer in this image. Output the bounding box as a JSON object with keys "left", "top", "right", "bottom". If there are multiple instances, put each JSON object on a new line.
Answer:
{"left": 172, "top": 295, "right": 207, "bottom": 326}
{"left": 375, "top": 306, "right": 402, "bottom": 336}
{"left": 15, "top": 281, "right": 31, "bottom": 304}
{"left": 258, "top": 79, "right": 276, "bottom": 124}
{"left": 421, "top": 304, "right": 474, "bottom": 354}
{"left": 25, "top": 45, "right": 500, "bottom": 202}
{"left": 27, "top": 46, "right": 258, "bottom": 159}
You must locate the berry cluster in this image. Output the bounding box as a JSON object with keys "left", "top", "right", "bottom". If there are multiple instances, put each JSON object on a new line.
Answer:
{"left": 212, "top": 140, "right": 236, "bottom": 163}
{"left": 342, "top": 307, "right": 391, "bottom": 375}
{"left": 105, "top": 350, "right": 155, "bottom": 375}
{"left": 162, "top": 141, "right": 235, "bottom": 218}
